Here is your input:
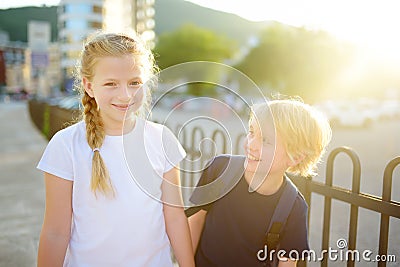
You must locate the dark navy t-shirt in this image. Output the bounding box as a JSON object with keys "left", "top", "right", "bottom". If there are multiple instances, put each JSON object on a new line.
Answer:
{"left": 189, "top": 155, "right": 309, "bottom": 267}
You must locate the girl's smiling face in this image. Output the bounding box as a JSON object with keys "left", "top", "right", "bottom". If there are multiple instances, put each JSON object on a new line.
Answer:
{"left": 83, "top": 55, "right": 147, "bottom": 133}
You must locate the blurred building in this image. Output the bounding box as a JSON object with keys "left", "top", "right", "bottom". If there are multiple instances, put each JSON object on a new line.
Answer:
{"left": 27, "top": 20, "right": 61, "bottom": 98}
{"left": 103, "top": 0, "right": 155, "bottom": 47}
{"left": 0, "top": 41, "right": 27, "bottom": 95}
{"left": 25, "top": 42, "right": 62, "bottom": 98}
{"left": 0, "top": 31, "right": 10, "bottom": 90}
{"left": 133, "top": 0, "right": 156, "bottom": 48}
{"left": 47, "top": 43, "right": 62, "bottom": 95}
{"left": 58, "top": 0, "right": 155, "bottom": 92}
{"left": 58, "top": 0, "right": 104, "bottom": 92}
{"left": 0, "top": 29, "right": 25, "bottom": 94}
{"left": 0, "top": 24, "right": 61, "bottom": 98}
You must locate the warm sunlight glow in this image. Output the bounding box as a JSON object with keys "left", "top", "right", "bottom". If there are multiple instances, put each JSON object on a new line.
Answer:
{"left": 103, "top": 0, "right": 135, "bottom": 32}
{"left": 187, "top": 0, "right": 400, "bottom": 62}
{"left": 3, "top": 0, "right": 399, "bottom": 63}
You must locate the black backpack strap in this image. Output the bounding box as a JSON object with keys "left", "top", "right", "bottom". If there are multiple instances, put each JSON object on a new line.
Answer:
{"left": 265, "top": 176, "right": 298, "bottom": 250}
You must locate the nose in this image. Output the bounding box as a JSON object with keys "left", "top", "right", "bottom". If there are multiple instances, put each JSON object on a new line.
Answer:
{"left": 244, "top": 133, "right": 254, "bottom": 152}
{"left": 244, "top": 134, "right": 260, "bottom": 152}
{"left": 119, "top": 84, "right": 133, "bottom": 100}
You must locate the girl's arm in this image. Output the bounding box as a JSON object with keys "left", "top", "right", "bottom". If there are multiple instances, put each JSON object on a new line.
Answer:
{"left": 188, "top": 209, "right": 207, "bottom": 253}
{"left": 37, "top": 172, "right": 73, "bottom": 267}
{"left": 162, "top": 167, "right": 195, "bottom": 267}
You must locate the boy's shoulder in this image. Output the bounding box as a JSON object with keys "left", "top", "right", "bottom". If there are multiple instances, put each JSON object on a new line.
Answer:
{"left": 207, "top": 154, "right": 244, "bottom": 167}
{"left": 202, "top": 154, "right": 245, "bottom": 186}
{"left": 293, "top": 182, "right": 308, "bottom": 207}
{"left": 203, "top": 154, "right": 244, "bottom": 177}
{"left": 291, "top": 188, "right": 308, "bottom": 215}
{"left": 284, "top": 174, "right": 308, "bottom": 206}
{"left": 271, "top": 176, "right": 308, "bottom": 225}
{"left": 298, "top": 191, "right": 308, "bottom": 207}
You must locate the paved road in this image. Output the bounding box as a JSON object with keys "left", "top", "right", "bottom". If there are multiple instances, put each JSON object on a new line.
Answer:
{"left": 0, "top": 101, "right": 46, "bottom": 267}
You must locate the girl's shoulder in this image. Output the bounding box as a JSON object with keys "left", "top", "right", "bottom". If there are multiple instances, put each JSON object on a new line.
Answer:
{"left": 140, "top": 119, "right": 183, "bottom": 147}
{"left": 141, "top": 119, "right": 172, "bottom": 136}
{"left": 50, "top": 120, "right": 86, "bottom": 143}
{"left": 142, "top": 119, "right": 165, "bottom": 130}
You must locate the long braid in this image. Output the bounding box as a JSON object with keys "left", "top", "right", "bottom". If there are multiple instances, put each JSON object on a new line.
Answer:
{"left": 82, "top": 92, "right": 114, "bottom": 196}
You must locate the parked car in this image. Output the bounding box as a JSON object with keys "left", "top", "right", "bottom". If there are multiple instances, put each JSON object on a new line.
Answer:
{"left": 378, "top": 100, "right": 400, "bottom": 120}
{"left": 314, "top": 100, "right": 379, "bottom": 128}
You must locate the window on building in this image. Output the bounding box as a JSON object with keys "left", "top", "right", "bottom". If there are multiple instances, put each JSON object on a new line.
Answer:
{"left": 65, "top": 20, "right": 88, "bottom": 31}
{"left": 90, "top": 21, "right": 102, "bottom": 29}
{"left": 65, "top": 3, "right": 92, "bottom": 14}
{"left": 92, "top": 5, "right": 102, "bottom": 14}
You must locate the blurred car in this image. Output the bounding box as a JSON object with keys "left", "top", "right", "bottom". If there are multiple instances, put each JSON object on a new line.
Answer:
{"left": 378, "top": 100, "right": 400, "bottom": 120}
{"left": 314, "top": 100, "right": 379, "bottom": 128}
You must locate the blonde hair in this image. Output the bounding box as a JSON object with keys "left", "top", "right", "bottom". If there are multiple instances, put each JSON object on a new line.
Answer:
{"left": 251, "top": 99, "right": 332, "bottom": 177}
{"left": 74, "top": 31, "right": 157, "bottom": 196}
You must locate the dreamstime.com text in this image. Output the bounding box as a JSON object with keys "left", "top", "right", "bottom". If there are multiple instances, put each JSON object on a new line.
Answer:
{"left": 257, "top": 239, "right": 397, "bottom": 263}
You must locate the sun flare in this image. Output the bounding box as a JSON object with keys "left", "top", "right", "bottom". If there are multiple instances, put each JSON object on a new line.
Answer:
{"left": 188, "top": 0, "right": 400, "bottom": 62}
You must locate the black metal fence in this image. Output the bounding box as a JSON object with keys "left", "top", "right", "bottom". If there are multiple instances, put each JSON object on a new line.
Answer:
{"left": 29, "top": 99, "right": 399, "bottom": 266}
{"left": 289, "top": 148, "right": 400, "bottom": 267}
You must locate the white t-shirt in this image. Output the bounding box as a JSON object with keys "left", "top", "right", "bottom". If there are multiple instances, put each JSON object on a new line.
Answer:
{"left": 37, "top": 118, "right": 186, "bottom": 267}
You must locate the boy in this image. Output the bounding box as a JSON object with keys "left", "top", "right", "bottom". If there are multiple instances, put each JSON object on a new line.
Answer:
{"left": 187, "top": 99, "right": 332, "bottom": 266}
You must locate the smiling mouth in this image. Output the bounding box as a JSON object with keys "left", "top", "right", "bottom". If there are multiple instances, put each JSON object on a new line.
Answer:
{"left": 113, "top": 103, "right": 134, "bottom": 110}
{"left": 247, "top": 154, "right": 261, "bottom": 161}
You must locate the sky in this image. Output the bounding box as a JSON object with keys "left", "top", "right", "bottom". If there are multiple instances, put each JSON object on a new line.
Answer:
{"left": 1, "top": 0, "right": 400, "bottom": 60}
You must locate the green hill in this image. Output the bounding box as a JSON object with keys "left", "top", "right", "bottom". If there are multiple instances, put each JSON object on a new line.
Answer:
{"left": 154, "top": 0, "right": 270, "bottom": 45}
{"left": 0, "top": 1, "right": 270, "bottom": 45}
{"left": 0, "top": 6, "right": 58, "bottom": 42}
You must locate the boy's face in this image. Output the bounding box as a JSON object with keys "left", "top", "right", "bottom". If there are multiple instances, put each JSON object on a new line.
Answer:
{"left": 244, "top": 116, "right": 291, "bottom": 179}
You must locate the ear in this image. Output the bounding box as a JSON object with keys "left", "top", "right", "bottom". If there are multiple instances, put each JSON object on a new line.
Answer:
{"left": 288, "top": 153, "right": 305, "bottom": 167}
{"left": 83, "top": 77, "right": 94, "bottom": 98}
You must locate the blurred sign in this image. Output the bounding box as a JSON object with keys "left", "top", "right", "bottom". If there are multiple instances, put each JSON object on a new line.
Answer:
{"left": 31, "top": 52, "right": 49, "bottom": 68}
{"left": 28, "top": 21, "right": 51, "bottom": 52}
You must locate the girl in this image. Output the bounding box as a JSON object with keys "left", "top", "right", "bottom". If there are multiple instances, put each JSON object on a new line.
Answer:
{"left": 37, "top": 32, "right": 195, "bottom": 267}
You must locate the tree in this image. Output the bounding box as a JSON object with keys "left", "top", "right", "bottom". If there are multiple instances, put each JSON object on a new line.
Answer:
{"left": 235, "top": 23, "right": 354, "bottom": 102}
{"left": 153, "top": 24, "right": 236, "bottom": 96}
{"left": 154, "top": 24, "right": 236, "bottom": 69}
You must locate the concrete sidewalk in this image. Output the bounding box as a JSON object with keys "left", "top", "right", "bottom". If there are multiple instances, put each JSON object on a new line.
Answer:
{"left": 0, "top": 101, "right": 47, "bottom": 267}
